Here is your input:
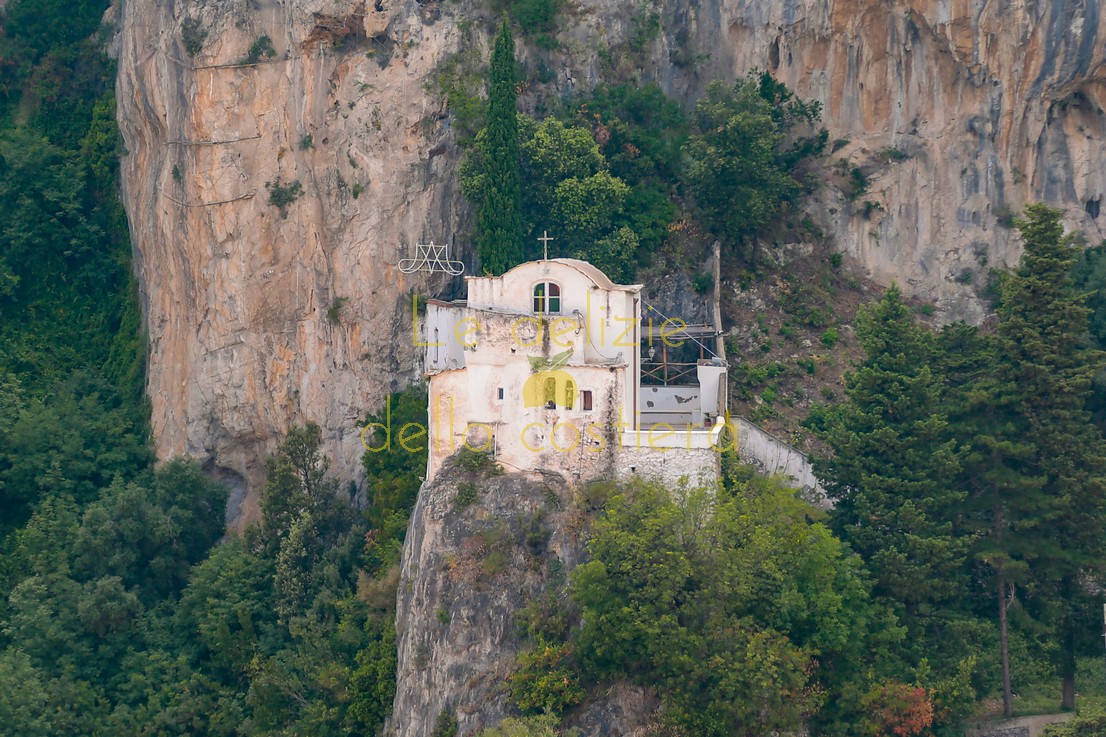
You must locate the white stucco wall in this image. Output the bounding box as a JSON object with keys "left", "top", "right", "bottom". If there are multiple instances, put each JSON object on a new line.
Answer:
{"left": 734, "top": 418, "right": 825, "bottom": 502}
{"left": 421, "top": 258, "right": 728, "bottom": 489}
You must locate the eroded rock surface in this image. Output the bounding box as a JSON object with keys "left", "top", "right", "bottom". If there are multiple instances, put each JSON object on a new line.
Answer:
{"left": 658, "top": 0, "right": 1106, "bottom": 323}
{"left": 116, "top": 0, "right": 467, "bottom": 522}
{"left": 116, "top": 0, "right": 1106, "bottom": 518}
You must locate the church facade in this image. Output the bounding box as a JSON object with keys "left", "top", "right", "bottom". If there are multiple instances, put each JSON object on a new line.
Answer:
{"left": 420, "top": 258, "right": 729, "bottom": 485}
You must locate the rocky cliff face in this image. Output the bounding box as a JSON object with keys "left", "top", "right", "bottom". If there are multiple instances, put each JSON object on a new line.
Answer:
{"left": 390, "top": 458, "right": 658, "bottom": 737}
{"left": 659, "top": 0, "right": 1106, "bottom": 323}
{"left": 115, "top": 0, "right": 468, "bottom": 522}
{"left": 115, "top": 0, "right": 1106, "bottom": 515}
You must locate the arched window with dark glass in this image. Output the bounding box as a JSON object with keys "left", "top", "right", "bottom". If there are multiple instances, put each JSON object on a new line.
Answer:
{"left": 533, "top": 282, "right": 561, "bottom": 314}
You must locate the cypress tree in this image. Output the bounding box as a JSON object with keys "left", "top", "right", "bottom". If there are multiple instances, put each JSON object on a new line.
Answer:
{"left": 475, "top": 19, "right": 524, "bottom": 275}
{"left": 992, "top": 204, "right": 1106, "bottom": 711}
{"left": 812, "top": 285, "right": 966, "bottom": 626}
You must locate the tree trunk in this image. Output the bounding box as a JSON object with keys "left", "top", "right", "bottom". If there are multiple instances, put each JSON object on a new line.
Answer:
{"left": 999, "top": 573, "right": 1013, "bottom": 718}
{"left": 1061, "top": 578, "right": 1077, "bottom": 710}
{"left": 994, "top": 501, "right": 1014, "bottom": 719}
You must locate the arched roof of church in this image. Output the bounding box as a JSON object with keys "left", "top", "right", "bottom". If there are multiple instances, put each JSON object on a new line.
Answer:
{"left": 494, "top": 258, "right": 642, "bottom": 292}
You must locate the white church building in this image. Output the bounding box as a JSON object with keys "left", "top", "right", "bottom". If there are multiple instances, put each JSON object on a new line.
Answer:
{"left": 419, "top": 257, "right": 729, "bottom": 485}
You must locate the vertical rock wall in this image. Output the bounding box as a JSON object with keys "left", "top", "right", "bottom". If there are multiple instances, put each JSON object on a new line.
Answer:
{"left": 116, "top": 0, "right": 1106, "bottom": 518}
{"left": 652, "top": 0, "right": 1106, "bottom": 322}
{"left": 115, "top": 0, "right": 468, "bottom": 522}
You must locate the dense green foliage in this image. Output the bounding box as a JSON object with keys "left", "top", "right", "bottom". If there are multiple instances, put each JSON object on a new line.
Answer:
{"left": 985, "top": 205, "right": 1106, "bottom": 710}
{"left": 1069, "top": 241, "right": 1106, "bottom": 428}
{"left": 477, "top": 714, "right": 562, "bottom": 737}
{"left": 811, "top": 205, "right": 1106, "bottom": 720}
{"left": 812, "top": 285, "right": 966, "bottom": 623}
{"left": 505, "top": 474, "right": 909, "bottom": 737}
{"left": 464, "top": 83, "right": 685, "bottom": 281}
{"left": 0, "top": 0, "right": 148, "bottom": 528}
{"left": 0, "top": 11, "right": 422, "bottom": 729}
{"left": 461, "top": 61, "right": 822, "bottom": 282}
{"left": 0, "top": 385, "right": 427, "bottom": 737}
{"left": 685, "top": 73, "right": 828, "bottom": 261}
{"left": 474, "top": 19, "right": 525, "bottom": 275}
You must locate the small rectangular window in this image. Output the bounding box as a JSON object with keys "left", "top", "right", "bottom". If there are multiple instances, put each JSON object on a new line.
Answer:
{"left": 497, "top": 387, "right": 504, "bottom": 400}
{"left": 582, "top": 390, "right": 593, "bottom": 411}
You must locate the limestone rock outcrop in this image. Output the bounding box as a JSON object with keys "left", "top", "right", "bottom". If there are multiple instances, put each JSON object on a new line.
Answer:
{"left": 115, "top": 0, "right": 467, "bottom": 522}
{"left": 658, "top": 0, "right": 1106, "bottom": 323}
{"left": 115, "top": 0, "right": 1106, "bottom": 517}
{"left": 390, "top": 457, "right": 658, "bottom": 737}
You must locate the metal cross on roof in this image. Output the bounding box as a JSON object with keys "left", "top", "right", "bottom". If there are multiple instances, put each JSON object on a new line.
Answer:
{"left": 398, "top": 240, "right": 465, "bottom": 276}
{"left": 538, "top": 230, "right": 553, "bottom": 260}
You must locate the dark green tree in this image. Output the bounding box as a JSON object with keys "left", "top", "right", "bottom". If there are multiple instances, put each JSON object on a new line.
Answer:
{"left": 936, "top": 320, "right": 1042, "bottom": 717}
{"left": 72, "top": 459, "right": 228, "bottom": 602}
{"left": 992, "top": 205, "right": 1106, "bottom": 711}
{"left": 1070, "top": 240, "right": 1106, "bottom": 429}
{"left": 684, "top": 73, "right": 826, "bottom": 262}
{"left": 257, "top": 422, "right": 349, "bottom": 554}
{"left": 474, "top": 19, "right": 524, "bottom": 275}
{"left": 811, "top": 286, "right": 967, "bottom": 627}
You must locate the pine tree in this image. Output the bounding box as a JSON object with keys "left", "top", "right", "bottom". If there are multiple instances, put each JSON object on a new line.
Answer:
{"left": 475, "top": 19, "right": 524, "bottom": 275}
{"left": 993, "top": 204, "right": 1106, "bottom": 711}
{"left": 938, "top": 321, "right": 1043, "bottom": 718}
{"left": 812, "top": 285, "right": 967, "bottom": 626}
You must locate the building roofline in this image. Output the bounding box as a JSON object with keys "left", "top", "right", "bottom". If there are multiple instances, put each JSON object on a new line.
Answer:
{"left": 466, "top": 258, "right": 643, "bottom": 293}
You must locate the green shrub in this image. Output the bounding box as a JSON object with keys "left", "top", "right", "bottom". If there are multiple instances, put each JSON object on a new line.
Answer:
{"left": 482, "top": 548, "right": 510, "bottom": 577}
{"left": 994, "top": 204, "right": 1017, "bottom": 228}
{"left": 477, "top": 715, "right": 562, "bottom": 737}
{"left": 507, "top": 642, "right": 585, "bottom": 716}
{"left": 579, "top": 480, "right": 618, "bottom": 511}
{"left": 847, "top": 166, "right": 869, "bottom": 200}
{"left": 326, "top": 296, "right": 348, "bottom": 323}
{"left": 692, "top": 272, "right": 714, "bottom": 294}
{"left": 432, "top": 711, "right": 459, "bottom": 737}
{"left": 453, "top": 482, "right": 480, "bottom": 508}
{"left": 516, "top": 590, "right": 569, "bottom": 642}
{"left": 820, "top": 327, "right": 839, "bottom": 347}
{"left": 181, "top": 18, "right": 207, "bottom": 57}
{"left": 876, "top": 147, "right": 909, "bottom": 163}
{"left": 266, "top": 178, "right": 303, "bottom": 218}
{"left": 829, "top": 252, "right": 843, "bottom": 269}
{"left": 456, "top": 446, "right": 500, "bottom": 475}
{"left": 862, "top": 200, "right": 883, "bottom": 217}
{"left": 243, "top": 34, "right": 276, "bottom": 64}
{"left": 1044, "top": 705, "right": 1106, "bottom": 736}
{"left": 491, "top": 0, "right": 563, "bottom": 36}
